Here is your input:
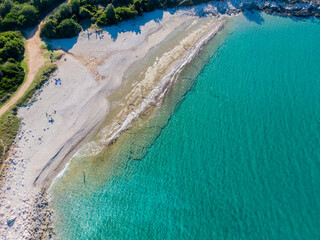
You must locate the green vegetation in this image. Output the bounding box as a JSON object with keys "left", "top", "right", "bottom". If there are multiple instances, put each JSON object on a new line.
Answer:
{"left": 0, "top": 31, "right": 25, "bottom": 105}
{"left": 96, "top": 4, "right": 117, "bottom": 26}
{"left": 0, "top": 108, "right": 20, "bottom": 166}
{"left": 115, "top": 6, "right": 138, "bottom": 21}
{"left": 40, "top": 0, "right": 213, "bottom": 38}
{"left": 41, "top": 18, "right": 82, "bottom": 38}
{"left": 0, "top": 0, "right": 66, "bottom": 31}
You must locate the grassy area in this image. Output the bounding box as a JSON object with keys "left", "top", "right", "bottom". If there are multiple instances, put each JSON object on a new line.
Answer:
{"left": 0, "top": 109, "right": 20, "bottom": 164}
{"left": 0, "top": 49, "right": 61, "bottom": 173}
{"left": 43, "top": 50, "right": 63, "bottom": 62}
{"left": 40, "top": 44, "right": 48, "bottom": 50}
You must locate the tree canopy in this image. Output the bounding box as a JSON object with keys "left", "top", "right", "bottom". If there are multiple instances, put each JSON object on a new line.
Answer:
{"left": 0, "top": 31, "right": 25, "bottom": 104}
{"left": 0, "top": 31, "right": 24, "bottom": 62}
{"left": 0, "top": 0, "right": 66, "bottom": 31}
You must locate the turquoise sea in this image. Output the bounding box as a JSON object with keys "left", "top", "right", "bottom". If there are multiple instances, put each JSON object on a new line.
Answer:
{"left": 51, "top": 13, "right": 320, "bottom": 239}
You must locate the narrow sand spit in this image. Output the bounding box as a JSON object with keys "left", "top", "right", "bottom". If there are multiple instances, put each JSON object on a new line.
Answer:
{"left": 0, "top": 5, "right": 234, "bottom": 239}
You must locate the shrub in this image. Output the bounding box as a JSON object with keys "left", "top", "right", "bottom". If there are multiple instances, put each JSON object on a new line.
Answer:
{"left": 18, "top": 4, "right": 38, "bottom": 28}
{"left": 0, "top": 31, "right": 24, "bottom": 62}
{"left": 2, "top": 0, "right": 13, "bottom": 16}
{"left": 96, "top": 4, "right": 116, "bottom": 26}
{"left": 55, "top": 18, "right": 81, "bottom": 38}
{"left": 79, "top": 6, "right": 92, "bottom": 19}
{"left": 70, "top": 0, "right": 80, "bottom": 14}
{"left": 133, "top": 0, "right": 155, "bottom": 13}
{"left": 1, "top": 12, "right": 19, "bottom": 30}
{"left": 40, "top": 19, "right": 57, "bottom": 38}
{"left": 115, "top": 6, "right": 138, "bottom": 21}
{"left": 0, "top": 60, "right": 24, "bottom": 103}
{"left": 54, "top": 3, "right": 72, "bottom": 21}
{"left": 0, "top": 31, "right": 25, "bottom": 104}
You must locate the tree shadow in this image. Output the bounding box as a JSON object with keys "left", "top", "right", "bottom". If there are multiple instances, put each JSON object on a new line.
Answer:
{"left": 44, "top": 9, "right": 170, "bottom": 51}
{"left": 22, "top": 25, "right": 39, "bottom": 40}
{"left": 102, "top": 9, "right": 167, "bottom": 41}
{"left": 45, "top": 35, "right": 79, "bottom": 52}
{"left": 243, "top": 10, "right": 265, "bottom": 25}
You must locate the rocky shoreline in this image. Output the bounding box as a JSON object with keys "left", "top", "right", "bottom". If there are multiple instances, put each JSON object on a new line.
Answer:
{"left": 245, "top": 1, "right": 320, "bottom": 18}
{"left": 190, "top": 0, "right": 320, "bottom": 18}
{"left": 29, "top": 190, "right": 54, "bottom": 239}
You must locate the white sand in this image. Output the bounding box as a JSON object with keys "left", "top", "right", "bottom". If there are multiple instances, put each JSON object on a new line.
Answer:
{"left": 0, "top": 5, "right": 234, "bottom": 239}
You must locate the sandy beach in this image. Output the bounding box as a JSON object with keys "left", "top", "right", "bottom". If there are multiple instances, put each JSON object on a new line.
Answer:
{"left": 0, "top": 4, "right": 234, "bottom": 239}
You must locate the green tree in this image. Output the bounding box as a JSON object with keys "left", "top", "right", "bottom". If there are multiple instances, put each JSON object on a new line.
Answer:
{"left": 115, "top": 6, "right": 137, "bottom": 21}
{"left": 55, "top": 18, "right": 81, "bottom": 38}
{"left": 0, "top": 4, "right": 6, "bottom": 18}
{"left": 79, "top": 7, "right": 92, "bottom": 19}
{"left": 3, "top": 0, "right": 13, "bottom": 15}
{"left": 0, "top": 32, "right": 24, "bottom": 62}
{"left": 97, "top": 4, "right": 116, "bottom": 26}
{"left": 0, "top": 60, "right": 24, "bottom": 101}
{"left": 40, "top": 19, "right": 57, "bottom": 38}
{"left": 55, "top": 3, "right": 72, "bottom": 21}
{"left": 32, "top": 0, "right": 41, "bottom": 11}
{"left": 105, "top": 4, "right": 117, "bottom": 23}
{"left": 18, "top": 4, "right": 38, "bottom": 27}
{"left": 133, "top": 0, "right": 155, "bottom": 13}
{"left": 70, "top": 0, "right": 80, "bottom": 14}
{"left": 1, "top": 12, "right": 19, "bottom": 30}
{"left": 0, "top": 32, "right": 25, "bottom": 103}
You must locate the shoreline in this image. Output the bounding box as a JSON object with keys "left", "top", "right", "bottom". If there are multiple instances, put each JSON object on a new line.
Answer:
{"left": 0, "top": 0, "right": 319, "bottom": 238}
{"left": 0, "top": 7, "right": 231, "bottom": 239}
{"left": 185, "top": 0, "right": 320, "bottom": 18}
{"left": 50, "top": 15, "right": 229, "bottom": 189}
{"left": 81, "top": 17, "right": 228, "bottom": 158}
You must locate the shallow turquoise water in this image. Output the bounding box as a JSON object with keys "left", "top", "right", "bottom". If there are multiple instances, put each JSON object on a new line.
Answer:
{"left": 52, "top": 13, "right": 320, "bottom": 239}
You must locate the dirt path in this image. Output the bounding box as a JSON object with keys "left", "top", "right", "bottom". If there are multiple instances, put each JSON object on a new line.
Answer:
{"left": 0, "top": 25, "right": 45, "bottom": 117}
{"left": 0, "top": 0, "right": 70, "bottom": 118}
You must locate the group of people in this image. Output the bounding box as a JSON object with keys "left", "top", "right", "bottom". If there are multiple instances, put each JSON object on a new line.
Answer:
{"left": 54, "top": 78, "right": 62, "bottom": 85}
{"left": 46, "top": 110, "right": 56, "bottom": 124}
{"left": 86, "top": 30, "right": 105, "bottom": 40}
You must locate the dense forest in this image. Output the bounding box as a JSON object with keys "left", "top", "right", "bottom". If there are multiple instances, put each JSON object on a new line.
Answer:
{"left": 0, "top": 31, "right": 24, "bottom": 105}
{"left": 0, "top": 0, "right": 66, "bottom": 30}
